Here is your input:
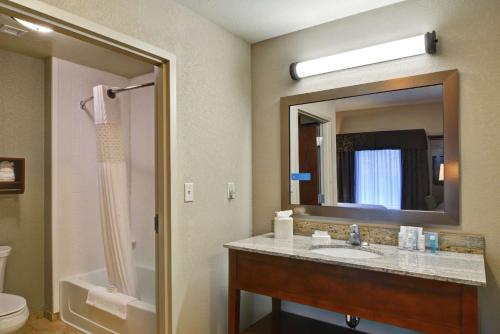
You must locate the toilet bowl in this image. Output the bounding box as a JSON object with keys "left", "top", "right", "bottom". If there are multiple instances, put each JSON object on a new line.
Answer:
{"left": 0, "top": 294, "right": 29, "bottom": 334}
{"left": 0, "top": 247, "right": 29, "bottom": 333}
{"left": 0, "top": 247, "right": 10, "bottom": 292}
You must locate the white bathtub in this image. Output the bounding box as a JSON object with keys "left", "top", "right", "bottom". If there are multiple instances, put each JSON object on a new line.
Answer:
{"left": 60, "top": 265, "right": 156, "bottom": 334}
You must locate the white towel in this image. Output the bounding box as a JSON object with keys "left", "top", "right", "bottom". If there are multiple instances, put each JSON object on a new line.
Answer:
{"left": 86, "top": 286, "right": 137, "bottom": 320}
{"left": 0, "top": 161, "right": 15, "bottom": 181}
{"left": 0, "top": 171, "right": 14, "bottom": 182}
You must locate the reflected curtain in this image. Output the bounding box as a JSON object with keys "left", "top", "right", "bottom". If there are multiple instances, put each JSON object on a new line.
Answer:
{"left": 401, "top": 149, "right": 430, "bottom": 210}
{"left": 337, "top": 130, "right": 430, "bottom": 209}
{"left": 337, "top": 134, "right": 355, "bottom": 203}
{"left": 337, "top": 151, "right": 355, "bottom": 203}
{"left": 355, "top": 150, "right": 402, "bottom": 210}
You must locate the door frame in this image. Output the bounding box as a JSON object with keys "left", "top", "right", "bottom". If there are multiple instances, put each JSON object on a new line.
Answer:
{"left": 0, "top": 1, "right": 175, "bottom": 333}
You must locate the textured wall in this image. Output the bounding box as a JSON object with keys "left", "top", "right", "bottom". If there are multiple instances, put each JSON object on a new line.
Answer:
{"left": 0, "top": 49, "right": 45, "bottom": 311}
{"left": 252, "top": 0, "right": 500, "bottom": 332}
{"left": 38, "top": 0, "right": 253, "bottom": 332}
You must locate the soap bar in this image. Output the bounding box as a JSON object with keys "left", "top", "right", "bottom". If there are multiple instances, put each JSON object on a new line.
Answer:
{"left": 312, "top": 230, "right": 331, "bottom": 246}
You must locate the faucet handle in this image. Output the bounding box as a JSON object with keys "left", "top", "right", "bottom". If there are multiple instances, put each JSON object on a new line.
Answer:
{"left": 350, "top": 224, "right": 359, "bottom": 234}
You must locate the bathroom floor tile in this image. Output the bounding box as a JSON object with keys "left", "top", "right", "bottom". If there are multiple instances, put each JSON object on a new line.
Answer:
{"left": 14, "top": 314, "right": 82, "bottom": 334}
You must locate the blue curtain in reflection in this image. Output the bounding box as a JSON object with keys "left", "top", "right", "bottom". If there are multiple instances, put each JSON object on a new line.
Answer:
{"left": 354, "top": 149, "right": 402, "bottom": 210}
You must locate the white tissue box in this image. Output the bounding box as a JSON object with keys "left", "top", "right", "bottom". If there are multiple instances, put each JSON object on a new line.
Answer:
{"left": 274, "top": 218, "right": 293, "bottom": 240}
{"left": 274, "top": 210, "right": 294, "bottom": 240}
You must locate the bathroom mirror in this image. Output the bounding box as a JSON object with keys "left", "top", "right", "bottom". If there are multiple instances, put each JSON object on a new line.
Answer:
{"left": 281, "top": 70, "right": 459, "bottom": 225}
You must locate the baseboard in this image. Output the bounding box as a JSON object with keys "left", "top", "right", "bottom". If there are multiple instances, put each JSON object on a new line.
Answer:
{"left": 44, "top": 309, "right": 60, "bottom": 321}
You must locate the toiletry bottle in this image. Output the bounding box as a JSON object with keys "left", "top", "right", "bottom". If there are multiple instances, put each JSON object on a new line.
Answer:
{"left": 418, "top": 234, "right": 426, "bottom": 252}
{"left": 398, "top": 232, "right": 405, "bottom": 249}
{"left": 412, "top": 227, "right": 418, "bottom": 250}
{"left": 399, "top": 226, "right": 407, "bottom": 250}
{"left": 430, "top": 235, "right": 437, "bottom": 254}
{"left": 406, "top": 233, "right": 414, "bottom": 251}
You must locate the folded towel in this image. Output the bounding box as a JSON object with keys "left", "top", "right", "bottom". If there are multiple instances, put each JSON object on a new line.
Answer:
{"left": 0, "top": 161, "right": 15, "bottom": 181}
{"left": 0, "top": 161, "right": 14, "bottom": 168}
{"left": 0, "top": 171, "right": 15, "bottom": 181}
{"left": 86, "top": 286, "right": 137, "bottom": 319}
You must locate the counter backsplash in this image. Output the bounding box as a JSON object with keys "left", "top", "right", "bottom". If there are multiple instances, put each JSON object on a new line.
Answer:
{"left": 293, "top": 219, "right": 484, "bottom": 254}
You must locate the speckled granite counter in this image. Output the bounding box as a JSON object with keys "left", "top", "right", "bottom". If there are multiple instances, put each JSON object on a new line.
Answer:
{"left": 224, "top": 233, "right": 486, "bottom": 287}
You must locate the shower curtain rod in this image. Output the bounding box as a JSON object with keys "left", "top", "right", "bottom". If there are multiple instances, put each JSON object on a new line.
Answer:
{"left": 79, "top": 82, "right": 155, "bottom": 110}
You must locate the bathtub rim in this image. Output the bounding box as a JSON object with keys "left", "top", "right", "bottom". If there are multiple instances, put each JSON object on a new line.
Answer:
{"left": 59, "top": 265, "right": 156, "bottom": 313}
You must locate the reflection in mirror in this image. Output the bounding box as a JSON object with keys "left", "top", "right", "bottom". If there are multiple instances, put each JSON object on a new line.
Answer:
{"left": 290, "top": 85, "right": 444, "bottom": 212}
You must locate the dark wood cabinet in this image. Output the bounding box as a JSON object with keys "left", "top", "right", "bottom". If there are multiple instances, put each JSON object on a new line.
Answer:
{"left": 228, "top": 249, "right": 478, "bottom": 334}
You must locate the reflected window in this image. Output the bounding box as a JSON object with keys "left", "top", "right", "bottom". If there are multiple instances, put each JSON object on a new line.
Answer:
{"left": 355, "top": 150, "right": 402, "bottom": 210}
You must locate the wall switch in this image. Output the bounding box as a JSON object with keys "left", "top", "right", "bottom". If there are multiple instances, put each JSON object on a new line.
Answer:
{"left": 227, "top": 182, "right": 236, "bottom": 200}
{"left": 184, "top": 183, "right": 194, "bottom": 202}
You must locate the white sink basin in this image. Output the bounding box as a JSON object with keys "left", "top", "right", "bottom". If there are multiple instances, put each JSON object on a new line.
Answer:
{"left": 311, "top": 247, "right": 382, "bottom": 259}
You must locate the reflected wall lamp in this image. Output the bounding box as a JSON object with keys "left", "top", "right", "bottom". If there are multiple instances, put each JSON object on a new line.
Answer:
{"left": 290, "top": 31, "right": 438, "bottom": 80}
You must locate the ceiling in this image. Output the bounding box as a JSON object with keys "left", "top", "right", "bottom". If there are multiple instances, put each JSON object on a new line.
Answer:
{"left": 175, "top": 0, "right": 407, "bottom": 43}
{"left": 297, "top": 85, "right": 443, "bottom": 113}
{"left": 334, "top": 85, "right": 443, "bottom": 112}
{"left": 0, "top": 15, "right": 153, "bottom": 78}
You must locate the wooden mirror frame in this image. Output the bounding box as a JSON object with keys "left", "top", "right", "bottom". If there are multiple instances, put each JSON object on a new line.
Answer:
{"left": 281, "top": 70, "right": 459, "bottom": 225}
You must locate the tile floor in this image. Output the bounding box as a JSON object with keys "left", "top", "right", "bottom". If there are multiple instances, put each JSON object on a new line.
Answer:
{"left": 14, "top": 313, "right": 82, "bottom": 334}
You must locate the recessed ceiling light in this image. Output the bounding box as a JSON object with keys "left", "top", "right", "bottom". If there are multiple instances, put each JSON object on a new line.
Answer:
{"left": 13, "top": 17, "right": 53, "bottom": 33}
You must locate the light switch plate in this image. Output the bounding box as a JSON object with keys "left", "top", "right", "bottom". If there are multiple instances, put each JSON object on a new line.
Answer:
{"left": 227, "top": 182, "right": 236, "bottom": 200}
{"left": 184, "top": 183, "right": 194, "bottom": 202}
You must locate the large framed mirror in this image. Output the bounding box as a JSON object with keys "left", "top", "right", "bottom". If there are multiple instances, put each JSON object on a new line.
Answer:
{"left": 281, "top": 70, "right": 459, "bottom": 225}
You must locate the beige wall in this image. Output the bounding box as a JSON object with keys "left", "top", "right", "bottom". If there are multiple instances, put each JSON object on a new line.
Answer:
{"left": 252, "top": 0, "right": 500, "bottom": 332}
{"left": 38, "top": 0, "right": 254, "bottom": 332}
{"left": 337, "top": 102, "right": 443, "bottom": 136}
{"left": 0, "top": 49, "right": 45, "bottom": 311}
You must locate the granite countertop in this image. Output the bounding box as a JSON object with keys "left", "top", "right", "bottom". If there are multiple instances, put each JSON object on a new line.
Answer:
{"left": 224, "top": 233, "right": 486, "bottom": 287}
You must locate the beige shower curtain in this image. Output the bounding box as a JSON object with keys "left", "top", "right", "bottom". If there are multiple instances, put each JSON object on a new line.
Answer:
{"left": 93, "top": 85, "right": 137, "bottom": 297}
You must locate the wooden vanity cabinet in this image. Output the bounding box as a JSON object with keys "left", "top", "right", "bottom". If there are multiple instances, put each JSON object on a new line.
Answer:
{"left": 228, "top": 249, "right": 478, "bottom": 334}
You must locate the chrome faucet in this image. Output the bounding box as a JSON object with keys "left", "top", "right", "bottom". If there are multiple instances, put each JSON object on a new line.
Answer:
{"left": 348, "top": 224, "right": 362, "bottom": 246}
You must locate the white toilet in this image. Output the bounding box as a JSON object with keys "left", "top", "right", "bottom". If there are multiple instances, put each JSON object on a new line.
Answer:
{"left": 0, "top": 246, "right": 29, "bottom": 334}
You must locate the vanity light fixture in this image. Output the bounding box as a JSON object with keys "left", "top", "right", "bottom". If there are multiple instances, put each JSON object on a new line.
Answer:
{"left": 290, "top": 31, "right": 438, "bottom": 80}
{"left": 13, "top": 17, "right": 53, "bottom": 33}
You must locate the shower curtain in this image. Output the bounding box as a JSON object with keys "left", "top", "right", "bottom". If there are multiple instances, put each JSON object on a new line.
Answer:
{"left": 93, "top": 85, "right": 137, "bottom": 297}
